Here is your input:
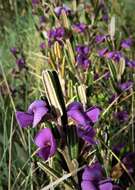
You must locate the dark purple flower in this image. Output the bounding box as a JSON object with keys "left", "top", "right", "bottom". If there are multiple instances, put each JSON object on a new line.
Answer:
{"left": 76, "top": 45, "right": 90, "bottom": 55}
{"left": 95, "top": 35, "right": 106, "bottom": 44}
{"left": 125, "top": 58, "right": 135, "bottom": 68}
{"left": 106, "top": 51, "right": 123, "bottom": 62}
{"left": 48, "top": 27, "right": 65, "bottom": 45}
{"left": 76, "top": 54, "right": 91, "bottom": 70}
{"left": 16, "top": 100, "right": 49, "bottom": 128}
{"left": 121, "top": 38, "right": 132, "bottom": 49}
{"left": 118, "top": 81, "right": 133, "bottom": 91}
{"left": 34, "top": 128, "right": 57, "bottom": 160}
{"left": 67, "top": 102, "right": 100, "bottom": 144}
{"left": 122, "top": 152, "right": 135, "bottom": 173}
{"left": 72, "top": 23, "right": 87, "bottom": 33}
{"left": 40, "top": 42, "right": 46, "bottom": 49}
{"left": 112, "top": 51, "right": 123, "bottom": 62}
{"left": 16, "top": 58, "right": 25, "bottom": 69}
{"left": 10, "top": 47, "right": 18, "bottom": 57}
{"left": 77, "top": 124, "right": 96, "bottom": 144}
{"left": 114, "top": 111, "right": 128, "bottom": 122}
{"left": 81, "top": 163, "right": 113, "bottom": 190}
{"left": 54, "top": 4, "right": 71, "bottom": 16}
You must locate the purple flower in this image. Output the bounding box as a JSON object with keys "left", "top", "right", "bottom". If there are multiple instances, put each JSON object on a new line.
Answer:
{"left": 76, "top": 55, "right": 91, "bottom": 70}
{"left": 54, "top": 4, "right": 71, "bottom": 16}
{"left": 114, "top": 111, "right": 128, "bottom": 122}
{"left": 76, "top": 45, "right": 90, "bottom": 55}
{"left": 95, "top": 35, "right": 106, "bottom": 44}
{"left": 125, "top": 58, "right": 135, "bottom": 68}
{"left": 67, "top": 102, "right": 100, "bottom": 144}
{"left": 118, "top": 81, "right": 133, "bottom": 91}
{"left": 72, "top": 23, "right": 87, "bottom": 33}
{"left": 10, "top": 47, "right": 18, "bottom": 57}
{"left": 16, "top": 100, "right": 49, "bottom": 128}
{"left": 98, "top": 48, "right": 108, "bottom": 57}
{"left": 122, "top": 152, "right": 135, "bottom": 173}
{"left": 48, "top": 27, "right": 65, "bottom": 45}
{"left": 34, "top": 128, "right": 57, "bottom": 160}
{"left": 77, "top": 124, "right": 96, "bottom": 144}
{"left": 106, "top": 51, "right": 122, "bottom": 62}
{"left": 121, "top": 38, "right": 132, "bottom": 49}
{"left": 16, "top": 58, "right": 25, "bottom": 69}
{"left": 81, "top": 163, "right": 113, "bottom": 190}
{"left": 40, "top": 42, "right": 46, "bottom": 49}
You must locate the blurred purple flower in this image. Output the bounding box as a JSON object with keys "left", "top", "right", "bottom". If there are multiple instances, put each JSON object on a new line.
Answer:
{"left": 72, "top": 23, "right": 87, "bottom": 33}
{"left": 76, "top": 54, "right": 91, "bottom": 70}
{"left": 122, "top": 152, "right": 135, "bottom": 173}
{"left": 34, "top": 128, "right": 57, "bottom": 160}
{"left": 98, "top": 48, "right": 108, "bottom": 57}
{"left": 16, "top": 100, "right": 49, "bottom": 128}
{"left": 16, "top": 58, "right": 25, "bottom": 69}
{"left": 81, "top": 163, "right": 113, "bottom": 190}
{"left": 121, "top": 38, "right": 132, "bottom": 49}
{"left": 118, "top": 81, "right": 133, "bottom": 91}
{"left": 125, "top": 58, "right": 135, "bottom": 68}
{"left": 114, "top": 111, "right": 128, "bottom": 122}
{"left": 95, "top": 35, "right": 106, "bottom": 44}
{"left": 40, "top": 42, "right": 46, "bottom": 49}
{"left": 76, "top": 45, "right": 90, "bottom": 55}
{"left": 48, "top": 27, "right": 65, "bottom": 45}
{"left": 54, "top": 4, "right": 71, "bottom": 16}
{"left": 10, "top": 47, "right": 18, "bottom": 57}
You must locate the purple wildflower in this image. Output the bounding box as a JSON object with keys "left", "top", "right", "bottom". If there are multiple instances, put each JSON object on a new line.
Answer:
{"left": 98, "top": 48, "right": 108, "bottom": 57}
{"left": 95, "top": 35, "right": 106, "bottom": 44}
{"left": 54, "top": 4, "right": 71, "bottom": 16}
{"left": 114, "top": 111, "right": 128, "bottom": 122}
{"left": 125, "top": 58, "right": 135, "bottom": 68}
{"left": 34, "top": 128, "right": 57, "bottom": 160}
{"left": 76, "top": 45, "right": 90, "bottom": 55}
{"left": 67, "top": 102, "right": 100, "bottom": 144}
{"left": 10, "top": 47, "right": 18, "bottom": 57}
{"left": 48, "top": 27, "right": 65, "bottom": 45}
{"left": 76, "top": 54, "right": 91, "bottom": 70}
{"left": 118, "top": 81, "right": 133, "bottom": 91}
{"left": 121, "top": 38, "right": 132, "bottom": 49}
{"left": 16, "top": 58, "right": 25, "bottom": 69}
{"left": 122, "top": 152, "right": 135, "bottom": 173}
{"left": 16, "top": 100, "right": 49, "bottom": 128}
{"left": 81, "top": 162, "right": 113, "bottom": 190}
{"left": 72, "top": 23, "right": 87, "bottom": 33}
